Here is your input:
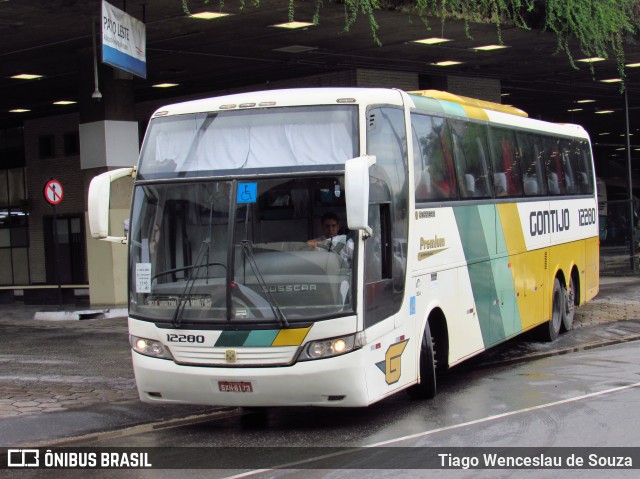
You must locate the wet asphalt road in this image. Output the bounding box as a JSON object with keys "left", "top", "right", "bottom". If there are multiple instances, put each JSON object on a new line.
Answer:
{"left": 2, "top": 339, "right": 639, "bottom": 479}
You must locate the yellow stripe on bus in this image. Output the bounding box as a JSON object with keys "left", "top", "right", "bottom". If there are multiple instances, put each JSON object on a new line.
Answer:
{"left": 497, "top": 203, "right": 545, "bottom": 330}
{"left": 272, "top": 327, "right": 312, "bottom": 346}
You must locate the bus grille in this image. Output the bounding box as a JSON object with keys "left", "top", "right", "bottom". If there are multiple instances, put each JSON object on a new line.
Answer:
{"left": 168, "top": 344, "right": 299, "bottom": 366}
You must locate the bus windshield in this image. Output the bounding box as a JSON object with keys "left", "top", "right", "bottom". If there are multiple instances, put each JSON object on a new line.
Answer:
{"left": 138, "top": 105, "right": 358, "bottom": 178}
{"left": 129, "top": 177, "right": 355, "bottom": 325}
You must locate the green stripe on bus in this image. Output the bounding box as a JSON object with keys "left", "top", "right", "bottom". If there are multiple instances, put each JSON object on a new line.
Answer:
{"left": 244, "top": 329, "right": 280, "bottom": 347}
{"left": 215, "top": 331, "right": 250, "bottom": 347}
{"left": 455, "top": 205, "right": 523, "bottom": 345}
{"left": 409, "top": 95, "right": 447, "bottom": 115}
{"left": 438, "top": 100, "right": 467, "bottom": 119}
{"left": 492, "top": 207, "right": 522, "bottom": 338}
{"left": 454, "top": 206, "right": 504, "bottom": 346}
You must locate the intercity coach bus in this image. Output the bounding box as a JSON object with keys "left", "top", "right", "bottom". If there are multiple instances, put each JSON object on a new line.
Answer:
{"left": 88, "top": 87, "right": 599, "bottom": 407}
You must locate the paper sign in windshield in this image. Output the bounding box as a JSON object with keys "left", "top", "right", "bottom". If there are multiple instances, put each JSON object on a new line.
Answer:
{"left": 136, "top": 263, "right": 151, "bottom": 293}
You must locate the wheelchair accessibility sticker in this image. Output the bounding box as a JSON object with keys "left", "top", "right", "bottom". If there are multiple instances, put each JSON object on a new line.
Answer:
{"left": 237, "top": 182, "right": 257, "bottom": 204}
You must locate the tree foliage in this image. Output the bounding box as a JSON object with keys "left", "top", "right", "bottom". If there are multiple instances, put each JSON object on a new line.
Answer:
{"left": 182, "top": 0, "right": 640, "bottom": 82}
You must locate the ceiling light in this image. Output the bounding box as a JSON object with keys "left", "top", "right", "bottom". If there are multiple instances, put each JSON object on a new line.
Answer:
{"left": 567, "top": 108, "right": 583, "bottom": 112}
{"left": 189, "top": 12, "right": 230, "bottom": 20}
{"left": 472, "top": 44, "right": 509, "bottom": 51}
{"left": 9, "top": 109, "right": 30, "bottom": 113}
{"left": 600, "top": 78, "right": 622, "bottom": 83}
{"left": 413, "top": 37, "right": 452, "bottom": 45}
{"left": 598, "top": 132, "right": 610, "bottom": 135}
{"left": 272, "top": 21, "right": 314, "bottom": 29}
{"left": 152, "top": 83, "right": 179, "bottom": 88}
{"left": 432, "top": 61, "right": 463, "bottom": 67}
{"left": 626, "top": 62, "right": 640, "bottom": 68}
{"left": 615, "top": 148, "right": 626, "bottom": 151}
{"left": 576, "top": 99, "right": 595, "bottom": 103}
{"left": 595, "top": 110, "right": 615, "bottom": 114}
{"left": 11, "top": 74, "right": 43, "bottom": 80}
{"left": 501, "top": 93, "right": 510, "bottom": 97}
{"left": 53, "top": 100, "right": 76, "bottom": 105}
{"left": 577, "top": 57, "right": 606, "bottom": 63}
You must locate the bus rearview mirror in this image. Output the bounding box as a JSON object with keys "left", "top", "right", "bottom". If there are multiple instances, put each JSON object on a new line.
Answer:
{"left": 345, "top": 155, "right": 376, "bottom": 236}
{"left": 88, "top": 167, "right": 136, "bottom": 244}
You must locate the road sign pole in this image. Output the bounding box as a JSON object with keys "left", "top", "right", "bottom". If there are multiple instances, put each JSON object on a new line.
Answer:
{"left": 52, "top": 204, "right": 63, "bottom": 310}
{"left": 44, "top": 179, "right": 65, "bottom": 309}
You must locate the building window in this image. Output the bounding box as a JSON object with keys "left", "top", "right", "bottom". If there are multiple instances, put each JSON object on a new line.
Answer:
{"left": 39, "top": 134, "right": 55, "bottom": 159}
{"left": 0, "top": 127, "right": 25, "bottom": 169}
{"left": 64, "top": 131, "right": 80, "bottom": 156}
{"left": 0, "top": 167, "right": 30, "bottom": 285}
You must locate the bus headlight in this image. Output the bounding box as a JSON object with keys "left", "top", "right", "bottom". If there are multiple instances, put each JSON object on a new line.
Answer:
{"left": 130, "top": 335, "right": 174, "bottom": 360}
{"left": 299, "top": 333, "right": 362, "bottom": 361}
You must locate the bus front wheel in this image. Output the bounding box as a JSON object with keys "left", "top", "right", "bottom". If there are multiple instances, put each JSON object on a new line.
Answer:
{"left": 407, "top": 322, "right": 436, "bottom": 399}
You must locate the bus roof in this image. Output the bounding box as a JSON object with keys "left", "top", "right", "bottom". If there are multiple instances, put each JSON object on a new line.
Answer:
{"left": 151, "top": 88, "right": 404, "bottom": 117}
{"left": 151, "top": 87, "right": 590, "bottom": 141}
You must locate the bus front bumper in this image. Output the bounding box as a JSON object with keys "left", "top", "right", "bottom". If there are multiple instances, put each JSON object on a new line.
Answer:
{"left": 131, "top": 348, "right": 370, "bottom": 407}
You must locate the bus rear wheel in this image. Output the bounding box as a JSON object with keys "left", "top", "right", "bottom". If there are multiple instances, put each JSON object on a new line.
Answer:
{"left": 562, "top": 276, "right": 576, "bottom": 331}
{"left": 538, "top": 278, "right": 563, "bottom": 342}
{"left": 407, "top": 322, "right": 436, "bottom": 399}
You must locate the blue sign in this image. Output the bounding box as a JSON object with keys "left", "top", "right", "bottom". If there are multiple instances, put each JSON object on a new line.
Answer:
{"left": 410, "top": 296, "right": 416, "bottom": 315}
{"left": 237, "top": 183, "right": 258, "bottom": 204}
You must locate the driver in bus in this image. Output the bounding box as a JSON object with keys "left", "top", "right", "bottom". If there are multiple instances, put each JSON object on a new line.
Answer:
{"left": 308, "top": 212, "right": 354, "bottom": 266}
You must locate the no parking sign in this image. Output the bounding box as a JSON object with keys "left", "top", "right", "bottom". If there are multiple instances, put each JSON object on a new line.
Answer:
{"left": 44, "top": 179, "right": 64, "bottom": 205}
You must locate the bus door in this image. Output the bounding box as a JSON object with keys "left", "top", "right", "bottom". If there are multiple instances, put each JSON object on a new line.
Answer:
{"left": 365, "top": 106, "right": 409, "bottom": 331}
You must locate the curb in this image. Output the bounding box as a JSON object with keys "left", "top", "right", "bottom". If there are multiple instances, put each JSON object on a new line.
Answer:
{"left": 33, "top": 308, "right": 128, "bottom": 321}
{"left": 27, "top": 407, "right": 241, "bottom": 448}
{"left": 475, "top": 334, "right": 640, "bottom": 370}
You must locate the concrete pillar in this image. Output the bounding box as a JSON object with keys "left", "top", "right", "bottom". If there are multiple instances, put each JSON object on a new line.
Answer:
{"left": 78, "top": 47, "right": 138, "bottom": 306}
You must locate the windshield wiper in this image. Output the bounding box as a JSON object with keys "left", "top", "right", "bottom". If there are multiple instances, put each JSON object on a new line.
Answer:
{"left": 152, "top": 261, "right": 226, "bottom": 283}
{"left": 171, "top": 241, "right": 212, "bottom": 328}
{"left": 240, "top": 240, "right": 289, "bottom": 327}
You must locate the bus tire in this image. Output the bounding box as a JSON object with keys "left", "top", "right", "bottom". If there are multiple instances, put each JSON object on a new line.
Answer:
{"left": 538, "top": 278, "right": 563, "bottom": 342}
{"left": 562, "top": 275, "right": 576, "bottom": 332}
{"left": 406, "top": 322, "right": 436, "bottom": 399}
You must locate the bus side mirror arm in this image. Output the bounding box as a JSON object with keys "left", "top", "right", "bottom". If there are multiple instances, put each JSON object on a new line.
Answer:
{"left": 345, "top": 155, "right": 376, "bottom": 236}
{"left": 88, "top": 167, "right": 136, "bottom": 244}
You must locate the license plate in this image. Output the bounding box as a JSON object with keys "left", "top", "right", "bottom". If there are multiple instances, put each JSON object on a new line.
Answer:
{"left": 218, "top": 381, "right": 253, "bottom": 393}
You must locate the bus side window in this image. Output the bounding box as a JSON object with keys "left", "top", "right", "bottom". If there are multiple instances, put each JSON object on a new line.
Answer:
{"left": 517, "top": 132, "right": 547, "bottom": 196}
{"left": 412, "top": 113, "right": 457, "bottom": 201}
{"left": 488, "top": 128, "right": 523, "bottom": 197}
{"left": 412, "top": 124, "right": 431, "bottom": 199}
{"left": 450, "top": 119, "right": 492, "bottom": 199}
{"left": 559, "top": 142, "right": 576, "bottom": 194}
{"left": 542, "top": 137, "right": 567, "bottom": 195}
{"left": 570, "top": 140, "right": 594, "bottom": 194}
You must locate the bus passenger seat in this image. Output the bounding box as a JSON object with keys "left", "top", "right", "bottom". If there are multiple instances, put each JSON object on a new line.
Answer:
{"left": 564, "top": 174, "right": 574, "bottom": 193}
{"left": 579, "top": 172, "right": 589, "bottom": 188}
{"left": 548, "top": 172, "right": 560, "bottom": 195}
{"left": 465, "top": 174, "right": 476, "bottom": 196}
{"left": 494, "top": 173, "right": 507, "bottom": 196}
{"left": 523, "top": 176, "right": 538, "bottom": 195}
{"left": 415, "top": 168, "right": 432, "bottom": 199}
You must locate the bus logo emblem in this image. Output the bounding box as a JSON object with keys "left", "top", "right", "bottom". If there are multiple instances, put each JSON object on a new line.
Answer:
{"left": 376, "top": 339, "right": 409, "bottom": 385}
{"left": 225, "top": 350, "right": 237, "bottom": 363}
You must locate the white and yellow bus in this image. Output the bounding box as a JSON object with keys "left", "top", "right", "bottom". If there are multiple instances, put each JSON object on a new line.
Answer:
{"left": 89, "top": 87, "right": 599, "bottom": 407}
